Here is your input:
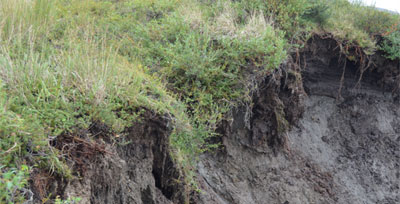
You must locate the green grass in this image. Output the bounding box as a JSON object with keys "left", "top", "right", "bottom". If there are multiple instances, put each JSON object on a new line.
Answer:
{"left": 0, "top": 0, "right": 194, "bottom": 201}
{"left": 380, "top": 23, "right": 400, "bottom": 60}
{"left": 1, "top": 0, "right": 399, "bottom": 202}
{"left": 0, "top": 165, "right": 29, "bottom": 203}
{"left": 320, "top": 0, "right": 400, "bottom": 55}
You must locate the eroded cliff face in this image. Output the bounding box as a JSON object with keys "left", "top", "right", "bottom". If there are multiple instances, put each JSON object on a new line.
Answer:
{"left": 30, "top": 112, "right": 187, "bottom": 204}
{"left": 288, "top": 36, "right": 400, "bottom": 204}
{"left": 30, "top": 36, "right": 399, "bottom": 204}
{"left": 195, "top": 36, "right": 400, "bottom": 204}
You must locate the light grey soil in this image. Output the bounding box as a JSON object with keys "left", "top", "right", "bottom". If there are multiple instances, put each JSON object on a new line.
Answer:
{"left": 196, "top": 37, "right": 400, "bottom": 204}
{"left": 196, "top": 93, "right": 399, "bottom": 204}
{"left": 288, "top": 94, "right": 399, "bottom": 204}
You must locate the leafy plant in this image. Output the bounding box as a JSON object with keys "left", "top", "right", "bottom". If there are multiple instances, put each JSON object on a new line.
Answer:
{"left": 302, "top": 0, "right": 331, "bottom": 26}
{"left": 0, "top": 165, "right": 30, "bottom": 203}
{"left": 381, "top": 24, "right": 400, "bottom": 60}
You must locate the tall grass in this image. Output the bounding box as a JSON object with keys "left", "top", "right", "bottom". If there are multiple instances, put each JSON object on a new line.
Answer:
{"left": 321, "top": 0, "right": 400, "bottom": 54}
{"left": 0, "top": 1, "right": 192, "bottom": 201}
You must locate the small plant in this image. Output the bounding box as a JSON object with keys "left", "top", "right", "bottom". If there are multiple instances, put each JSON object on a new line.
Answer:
{"left": 55, "top": 195, "right": 82, "bottom": 204}
{"left": 380, "top": 24, "right": 400, "bottom": 60}
{"left": 302, "top": 0, "right": 331, "bottom": 26}
{"left": 0, "top": 165, "right": 30, "bottom": 203}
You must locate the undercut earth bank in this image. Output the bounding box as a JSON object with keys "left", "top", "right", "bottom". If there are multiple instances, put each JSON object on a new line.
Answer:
{"left": 31, "top": 35, "right": 400, "bottom": 204}
{"left": 195, "top": 35, "right": 400, "bottom": 204}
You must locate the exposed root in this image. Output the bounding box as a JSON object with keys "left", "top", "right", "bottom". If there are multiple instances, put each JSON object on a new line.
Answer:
{"left": 29, "top": 168, "right": 66, "bottom": 202}
{"left": 52, "top": 132, "right": 109, "bottom": 176}
{"left": 353, "top": 46, "right": 372, "bottom": 90}
{"left": 310, "top": 33, "right": 389, "bottom": 98}
{"left": 337, "top": 59, "right": 347, "bottom": 101}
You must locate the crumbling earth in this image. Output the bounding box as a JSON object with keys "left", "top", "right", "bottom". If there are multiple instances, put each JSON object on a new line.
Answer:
{"left": 195, "top": 36, "right": 400, "bottom": 204}
{"left": 30, "top": 36, "right": 400, "bottom": 204}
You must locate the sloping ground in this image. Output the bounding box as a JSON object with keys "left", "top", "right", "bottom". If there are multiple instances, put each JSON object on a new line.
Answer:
{"left": 195, "top": 36, "right": 400, "bottom": 204}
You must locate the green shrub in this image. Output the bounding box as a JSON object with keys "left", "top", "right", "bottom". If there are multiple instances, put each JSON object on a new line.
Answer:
{"left": 321, "top": 0, "right": 400, "bottom": 55}
{"left": 302, "top": 0, "right": 331, "bottom": 26}
{"left": 353, "top": 6, "right": 399, "bottom": 35}
{"left": 225, "top": 0, "right": 314, "bottom": 40}
{"left": 380, "top": 24, "right": 400, "bottom": 60}
{"left": 122, "top": 3, "right": 287, "bottom": 126}
{"left": 0, "top": 165, "right": 29, "bottom": 203}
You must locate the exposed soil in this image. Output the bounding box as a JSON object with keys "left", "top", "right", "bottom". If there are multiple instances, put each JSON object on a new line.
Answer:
{"left": 30, "top": 112, "right": 186, "bottom": 204}
{"left": 29, "top": 35, "right": 400, "bottom": 204}
{"left": 195, "top": 36, "right": 400, "bottom": 204}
